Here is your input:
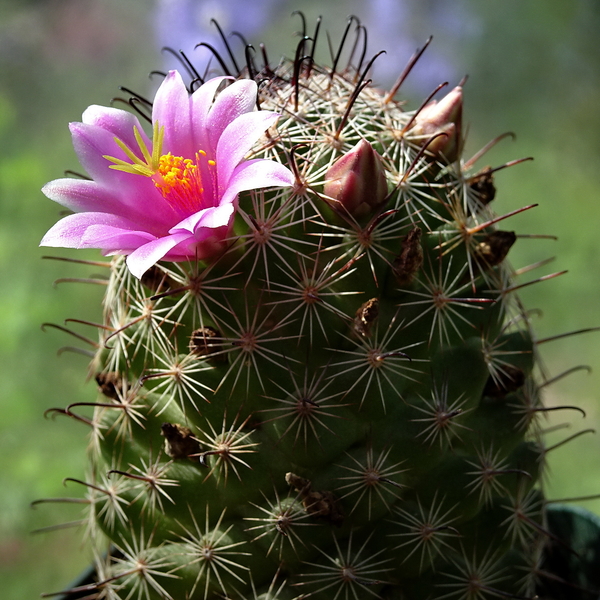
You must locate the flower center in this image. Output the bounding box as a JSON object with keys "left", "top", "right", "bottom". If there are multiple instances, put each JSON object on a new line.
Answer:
{"left": 152, "top": 151, "right": 210, "bottom": 213}
{"left": 104, "top": 122, "right": 216, "bottom": 214}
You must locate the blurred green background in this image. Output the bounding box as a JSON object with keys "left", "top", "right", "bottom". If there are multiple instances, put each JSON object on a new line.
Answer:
{"left": 1, "top": 0, "right": 599, "bottom": 597}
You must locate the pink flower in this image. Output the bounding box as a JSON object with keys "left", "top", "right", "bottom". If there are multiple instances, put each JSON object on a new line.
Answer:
{"left": 40, "top": 71, "right": 294, "bottom": 278}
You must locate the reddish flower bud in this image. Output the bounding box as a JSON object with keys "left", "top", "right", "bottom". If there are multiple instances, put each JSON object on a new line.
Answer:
{"left": 411, "top": 86, "right": 463, "bottom": 162}
{"left": 323, "top": 139, "right": 389, "bottom": 220}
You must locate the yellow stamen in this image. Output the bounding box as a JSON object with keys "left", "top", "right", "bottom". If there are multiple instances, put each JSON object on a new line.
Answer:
{"left": 154, "top": 154, "right": 201, "bottom": 199}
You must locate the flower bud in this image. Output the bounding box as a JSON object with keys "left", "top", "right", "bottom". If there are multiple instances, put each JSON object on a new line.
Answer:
{"left": 411, "top": 86, "right": 463, "bottom": 162}
{"left": 323, "top": 139, "right": 389, "bottom": 220}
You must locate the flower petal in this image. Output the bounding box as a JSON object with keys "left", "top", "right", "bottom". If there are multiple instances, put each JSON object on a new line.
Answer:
{"left": 82, "top": 105, "right": 151, "bottom": 153}
{"left": 169, "top": 203, "right": 235, "bottom": 235}
{"left": 219, "top": 158, "right": 295, "bottom": 206}
{"left": 126, "top": 232, "right": 193, "bottom": 279}
{"left": 70, "top": 121, "right": 154, "bottom": 192}
{"left": 42, "top": 178, "right": 123, "bottom": 214}
{"left": 42, "top": 176, "right": 178, "bottom": 235}
{"left": 190, "top": 75, "right": 232, "bottom": 149}
{"left": 216, "top": 110, "right": 280, "bottom": 185}
{"left": 152, "top": 70, "right": 194, "bottom": 158}
{"left": 205, "top": 79, "right": 258, "bottom": 152}
{"left": 80, "top": 225, "right": 156, "bottom": 253}
{"left": 40, "top": 212, "right": 153, "bottom": 250}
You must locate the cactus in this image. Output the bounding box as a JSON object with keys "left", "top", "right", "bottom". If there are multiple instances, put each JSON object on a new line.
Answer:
{"left": 39, "top": 16, "right": 587, "bottom": 600}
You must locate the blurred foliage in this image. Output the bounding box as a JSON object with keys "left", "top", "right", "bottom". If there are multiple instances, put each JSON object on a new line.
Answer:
{"left": 1, "top": 0, "right": 599, "bottom": 597}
